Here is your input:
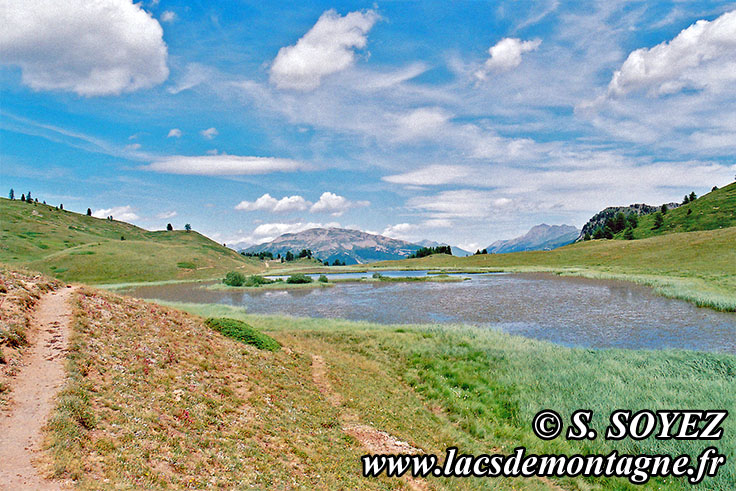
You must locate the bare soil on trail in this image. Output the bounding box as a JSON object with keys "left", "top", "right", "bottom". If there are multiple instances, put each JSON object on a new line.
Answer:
{"left": 0, "top": 287, "right": 75, "bottom": 490}
{"left": 310, "top": 354, "right": 566, "bottom": 491}
{"left": 311, "top": 354, "right": 428, "bottom": 491}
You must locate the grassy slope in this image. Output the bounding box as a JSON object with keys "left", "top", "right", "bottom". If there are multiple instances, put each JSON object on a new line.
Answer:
{"left": 161, "top": 301, "right": 736, "bottom": 491}
{"left": 0, "top": 198, "right": 262, "bottom": 283}
{"left": 619, "top": 181, "right": 736, "bottom": 240}
{"left": 48, "top": 286, "right": 552, "bottom": 490}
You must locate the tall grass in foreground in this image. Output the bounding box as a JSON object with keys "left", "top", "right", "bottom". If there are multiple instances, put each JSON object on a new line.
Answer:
{"left": 166, "top": 301, "right": 735, "bottom": 490}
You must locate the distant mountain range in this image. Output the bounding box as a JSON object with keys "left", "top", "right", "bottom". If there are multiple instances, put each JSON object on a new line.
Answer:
{"left": 242, "top": 228, "right": 423, "bottom": 265}
{"left": 485, "top": 224, "right": 580, "bottom": 254}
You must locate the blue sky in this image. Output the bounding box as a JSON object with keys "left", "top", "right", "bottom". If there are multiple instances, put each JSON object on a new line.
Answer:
{"left": 2, "top": 0, "right": 735, "bottom": 251}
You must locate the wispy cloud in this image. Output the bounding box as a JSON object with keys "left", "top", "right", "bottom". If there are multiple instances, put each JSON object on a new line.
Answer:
{"left": 200, "top": 127, "right": 218, "bottom": 139}
{"left": 161, "top": 11, "right": 176, "bottom": 23}
{"left": 143, "top": 154, "right": 306, "bottom": 175}
{"left": 156, "top": 210, "right": 177, "bottom": 219}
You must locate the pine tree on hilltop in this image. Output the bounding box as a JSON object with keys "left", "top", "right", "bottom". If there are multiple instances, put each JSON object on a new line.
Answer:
{"left": 652, "top": 212, "right": 664, "bottom": 229}
{"left": 167, "top": 223, "right": 173, "bottom": 231}
{"left": 87, "top": 208, "right": 92, "bottom": 216}
{"left": 9, "top": 189, "right": 14, "bottom": 200}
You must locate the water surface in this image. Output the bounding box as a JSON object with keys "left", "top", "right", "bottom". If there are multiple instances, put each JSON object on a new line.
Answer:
{"left": 122, "top": 272, "right": 736, "bottom": 353}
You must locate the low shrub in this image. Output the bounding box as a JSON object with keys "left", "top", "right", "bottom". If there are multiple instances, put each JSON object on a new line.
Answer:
{"left": 372, "top": 272, "right": 384, "bottom": 279}
{"left": 318, "top": 274, "right": 328, "bottom": 283}
{"left": 286, "top": 273, "right": 313, "bottom": 284}
{"left": 177, "top": 261, "right": 197, "bottom": 270}
{"left": 244, "top": 275, "right": 274, "bottom": 287}
{"left": 223, "top": 271, "right": 246, "bottom": 286}
{"left": 205, "top": 317, "right": 280, "bottom": 351}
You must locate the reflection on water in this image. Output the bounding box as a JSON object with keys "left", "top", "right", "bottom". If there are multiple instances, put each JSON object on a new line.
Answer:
{"left": 122, "top": 272, "right": 736, "bottom": 353}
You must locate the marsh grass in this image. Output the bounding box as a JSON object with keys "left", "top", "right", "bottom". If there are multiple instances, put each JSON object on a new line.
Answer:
{"left": 207, "top": 281, "right": 334, "bottom": 291}
{"left": 97, "top": 278, "right": 214, "bottom": 290}
{"left": 166, "top": 301, "right": 736, "bottom": 490}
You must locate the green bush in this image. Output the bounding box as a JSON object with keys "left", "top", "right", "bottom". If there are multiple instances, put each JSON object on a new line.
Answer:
{"left": 286, "top": 273, "right": 313, "bottom": 284}
{"left": 372, "top": 272, "right": 384, "bottom": 279}
{"left": 223, "top": 271, "right": 246, "bottom": 286}
{"left": 205, "top": 317, "right": 280, "bottom": 351}
{"left": 177, "top": 261, "right": 196, "bottom": 269}
{"left": 244, "top": 275, "right": 274, "bottom": 287}
{"left": 318, "top": 274, "right": 328, "bottom": 283}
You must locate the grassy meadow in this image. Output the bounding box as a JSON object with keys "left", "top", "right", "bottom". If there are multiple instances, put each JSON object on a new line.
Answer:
{"left": 0, "top": 198, "right": 262, "bottom": 283}
{"left": 146, "top": 300, "right": 735, "bottom": 490}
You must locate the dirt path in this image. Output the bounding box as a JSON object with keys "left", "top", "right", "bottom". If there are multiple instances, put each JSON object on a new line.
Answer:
{"left": 311, "top": 354, "right": 428, "bottom": 491}
{"left": 0, "top": 287, "right": 75, "bottom": 490}
{"left": 311, "top": 354, "right": 566, "bottom": 491}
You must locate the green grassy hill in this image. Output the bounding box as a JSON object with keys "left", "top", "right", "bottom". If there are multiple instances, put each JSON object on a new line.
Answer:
{"left": 0, "top": 198, "right": 262, "bottom": 283}
{"left": 617, "top": 181, "right": 736, "bottom": 239}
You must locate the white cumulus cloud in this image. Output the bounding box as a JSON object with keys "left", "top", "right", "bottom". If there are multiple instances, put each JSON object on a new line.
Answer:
{"left": 167, "top": 128, "right": 182, "bottom": 138}
{"left": 475, "top": 38, "right": 541, "bottom": 80}
{"left": 143, "top": 154, "right": 305, "bottom": 175}
{"left": 607, "top": 10, "right": 736, "bottom": 97}
{"left": 92, "top": 205, "right": 139, "bottom": 222}
{"left": 270, "top": 9, "right": 379, "bottom": 90}
{"left": 309, "top": 192, "right": 369, "bottom": 216}
{"left": 0, "top": 0, "right": 169, "bottom": 96}
{"left": 382, "top": 223, "right": 416, "bottom": 240}
{"left": 235, "top": 193, "right": 310, "bottom": 213}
